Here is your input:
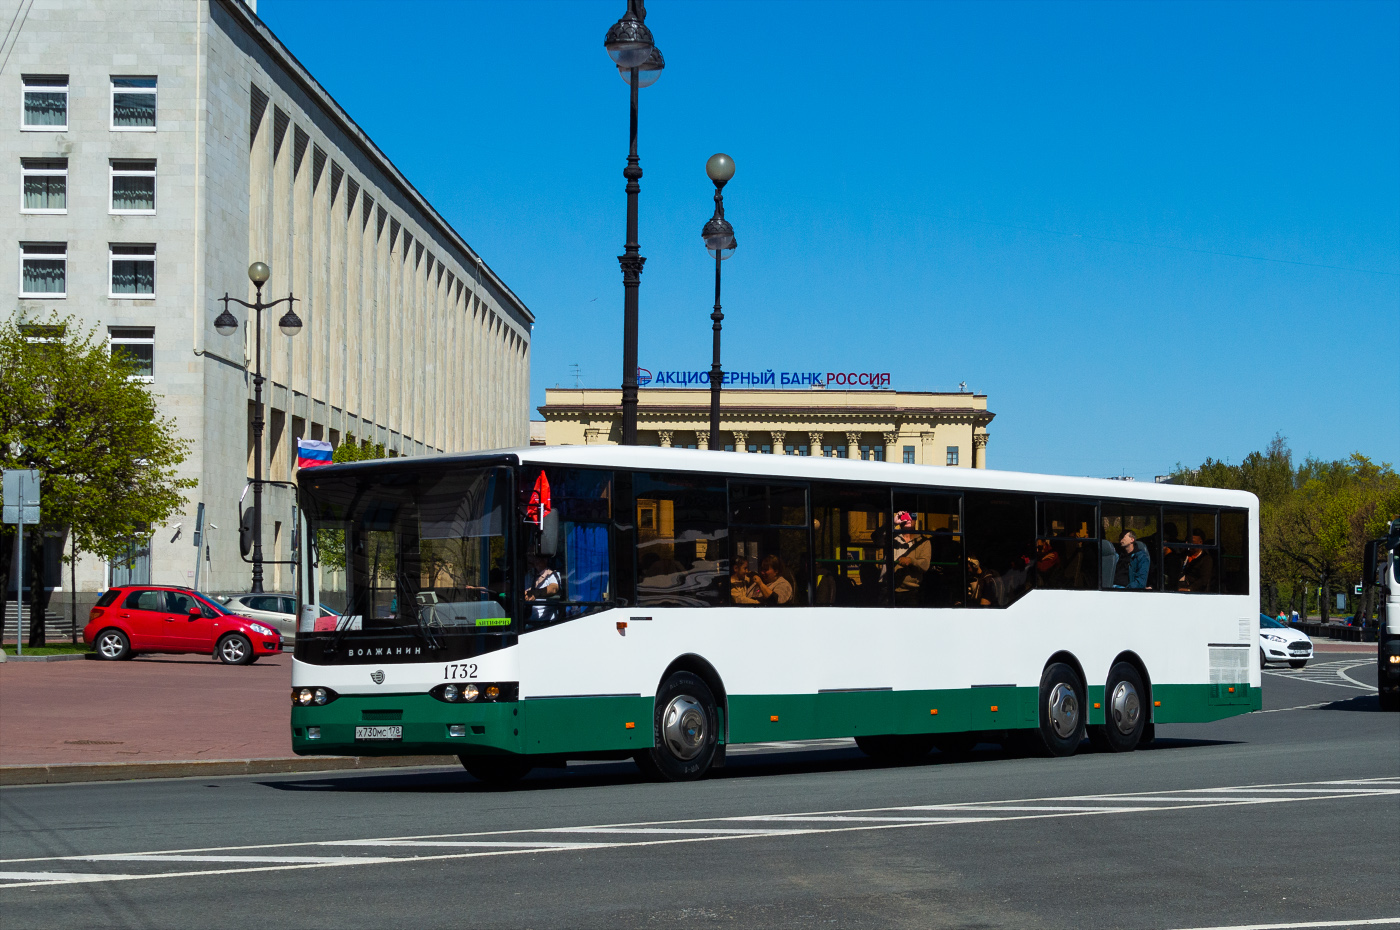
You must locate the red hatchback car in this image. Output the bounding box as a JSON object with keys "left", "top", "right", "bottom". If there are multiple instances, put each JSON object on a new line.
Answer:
{"left": 84, "top": 586, "right": 282, "bottom": 664}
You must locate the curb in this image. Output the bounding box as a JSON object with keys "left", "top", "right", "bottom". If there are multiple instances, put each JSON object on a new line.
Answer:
{"left": 0, "top": 755, "right": 461, "bottom": 786}
{"left": 0, "top": 653, "right": 90, "bottom": 662}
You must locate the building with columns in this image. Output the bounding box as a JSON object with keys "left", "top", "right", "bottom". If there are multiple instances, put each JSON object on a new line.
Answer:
{"left": 6, "top": 0, "right": 532, "bottom": 615}
{"left": 538, "top": 388, "right": 993, "bottom": 467}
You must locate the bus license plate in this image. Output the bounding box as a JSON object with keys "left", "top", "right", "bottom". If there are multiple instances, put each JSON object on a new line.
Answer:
{"left": 355, "top": 725, "right": 402, "bottom": 741}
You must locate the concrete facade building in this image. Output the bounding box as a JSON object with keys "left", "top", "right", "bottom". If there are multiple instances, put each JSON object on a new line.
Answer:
{"left": 5, "top": 0, "right": 532, "bottom": 608}
{"left": 538, "top": 388, "right": 994, "bottom": 467}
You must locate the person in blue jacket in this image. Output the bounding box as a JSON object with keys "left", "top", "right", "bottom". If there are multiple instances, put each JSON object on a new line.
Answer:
{"left": 1120, "top": 531, "right": 1151, "bottom": 589}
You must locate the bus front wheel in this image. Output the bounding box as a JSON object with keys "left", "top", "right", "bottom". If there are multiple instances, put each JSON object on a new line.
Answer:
{"left": 636, "top": 672, "right": 718, "bottom": 782}
{"left": 1037, "top": 663, "right": 1086, "bottom": 757}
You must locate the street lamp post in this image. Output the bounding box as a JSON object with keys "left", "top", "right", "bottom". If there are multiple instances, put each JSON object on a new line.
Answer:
{"left": 213, "top": 261, "right": 302, "bottom": 593}
{"left": 702, "top": 153, "right": 736, "bottom": 447}
{"left": 604, "top": 0, "right": 663, "bottom": 445}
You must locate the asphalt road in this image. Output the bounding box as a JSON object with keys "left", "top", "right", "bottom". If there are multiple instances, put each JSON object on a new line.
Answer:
{"left": 2, "top": 657, "right": 1396, "bottom": 930}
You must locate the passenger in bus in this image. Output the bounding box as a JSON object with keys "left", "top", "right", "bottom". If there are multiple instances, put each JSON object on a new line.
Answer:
{"left": 1178, "top": 530, "right": 1214, "bottom": 591}
{"left": 1121, "top": 531, "right": 1151, "bottom": 589}
{"left": 752, "top": 554, "right": 795, "bottom": 605}
{"left": 892, "top": 511, "right": 932, "bottom": 605}
{"left": 524, "top": 553, "right": 561, "bottom": 623}
{"left": 728, "top": 555, "right": 760, "bottom": 605}
{"left": 816, "top": 563, "right": 858, "bottom": 605}
{"left": 1034, "top": 538, "right": 1063, "bottom": 587}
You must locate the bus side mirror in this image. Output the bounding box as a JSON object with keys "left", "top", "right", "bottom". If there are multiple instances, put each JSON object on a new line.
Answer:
{"left": 1363, "top": 541, "right": 1378, "bottom": 588}
{"left": 539, "top": 510, "right": 560, "bottom": 556}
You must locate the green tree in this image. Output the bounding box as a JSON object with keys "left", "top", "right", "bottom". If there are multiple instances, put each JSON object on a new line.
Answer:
{"left": 0, "top": 316, "right": 194, "bottom": 645}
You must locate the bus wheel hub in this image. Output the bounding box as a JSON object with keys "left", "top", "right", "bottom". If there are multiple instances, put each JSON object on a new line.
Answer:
{"left": 662, "top": 695, "right": 706, "bottom": 760}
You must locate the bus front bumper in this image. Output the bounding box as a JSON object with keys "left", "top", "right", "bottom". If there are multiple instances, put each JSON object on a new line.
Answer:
{"left": 291, "top": 693, "right": 524, "bottom": 757}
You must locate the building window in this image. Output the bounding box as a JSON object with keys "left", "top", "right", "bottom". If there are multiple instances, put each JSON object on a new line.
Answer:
{"left": 946, "top": 446, "right": 960, "bottom": 466}
{"left": 108, "top": 533, "right": 151, "bottom": 586}
{"left": 111, "top": 76, "right": 157, "bottom": 130}
{"left": 20, "top": 242, "right": 66, "bottom": 297}
{"left": 109, "top": 326, "right": 154, "bottom": 380}
{"left": 822, "top": 444, "right": 848, "bottom": 459}
{"left": 21, "top": 159, "right": 67, "bottom": 213}
{"left": 22, "top": 75, "right": 67, "bottom": 130}
{"left": 784, "top": 444, "right": 810, "bottom": 456}
{"left": 859, "top": 445, "right": 884, "bottom": 462}
{"left": 110, "top": 160, "right": 156, "bottom": 213}
{"left": 902, "top": 446, "right": 916, "bottom": 464}
{"left": 109, "top": 244, "right": 155, "bottom": 297}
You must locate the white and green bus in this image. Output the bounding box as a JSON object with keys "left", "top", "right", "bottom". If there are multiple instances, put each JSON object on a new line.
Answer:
{"left": 292, "top": 446, "right": 1259, "bottom": 783}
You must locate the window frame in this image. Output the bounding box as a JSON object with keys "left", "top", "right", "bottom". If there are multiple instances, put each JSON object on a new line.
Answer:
{"left": 20, "top": 158, "right": 67, "bottom": 214}
{"left": 108, "top": 243, "right": 156, "bottom": 299}
{"left": 109, "top": 159, "right": 156, "bottom": 215}
{"left": 19, "top": 241, "right": 67, "bottom": 298}
{"left": 21, "top": 75, "right": 68, "bottom": 131}
{"left": 110, "top": 76, "right": 158, "bottom": 132}
{"left": 108, "top": 326, "right": 155, "bottom": 382}
{"left": 902, "top": 446, "right": 916, "bottom": 464}
{"left": 946, "top": 446, "right": 960, "bottom": 466}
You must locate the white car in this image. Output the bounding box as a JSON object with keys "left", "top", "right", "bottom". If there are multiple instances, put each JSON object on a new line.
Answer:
{"left": 223, "top": 595, "right": 337, "bottom": 643}
{"left": 1259, "top": 613, "right": 1313, "bottom": 668}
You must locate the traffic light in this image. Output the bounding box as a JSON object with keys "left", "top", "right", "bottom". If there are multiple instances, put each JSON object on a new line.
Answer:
{"left": 239, "top": 507, "right": 254, "bottom": 557}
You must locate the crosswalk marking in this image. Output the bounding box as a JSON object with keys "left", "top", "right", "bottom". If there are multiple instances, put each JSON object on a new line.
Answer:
{"left": 1262, "top": 659, "right": 1374, "bottom": 692}
{"left": 2, "top": 776, "right": 1395, "bottom": 889}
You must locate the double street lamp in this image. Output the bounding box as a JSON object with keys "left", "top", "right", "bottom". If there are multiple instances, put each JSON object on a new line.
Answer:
{"left": 702, "top": 154, "right": 736, "bottom": 447}
{"left": 213, "top": 261, "right": 301, "bottom": 593}
{"left": 604, "top": 0, "right": 664, "bottom": 445}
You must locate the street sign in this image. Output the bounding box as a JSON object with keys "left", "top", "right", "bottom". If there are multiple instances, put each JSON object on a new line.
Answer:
{"left": 2, "top": 469, "right": 40, "bottom": 525}
{"left": 1355, "top": 585, "right": 1363, "bottom": 595}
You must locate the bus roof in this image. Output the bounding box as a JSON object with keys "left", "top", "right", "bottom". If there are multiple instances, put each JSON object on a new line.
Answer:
{"left": 301, "top": 446, "right": 1257, "bottom": 510}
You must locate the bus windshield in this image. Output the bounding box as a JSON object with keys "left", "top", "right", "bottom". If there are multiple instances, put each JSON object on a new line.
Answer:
{"left": 299, "top": 465, "right": 513, "bottom": 660}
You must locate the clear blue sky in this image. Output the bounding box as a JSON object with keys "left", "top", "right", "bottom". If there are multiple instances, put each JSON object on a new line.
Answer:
{"left": 259, "top": 0, "right": 1399, "bottom": 478}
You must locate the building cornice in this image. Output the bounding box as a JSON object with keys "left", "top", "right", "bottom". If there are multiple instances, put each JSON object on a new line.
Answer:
{"left": 215, "top": 0, "right": 533, "bottom": 328}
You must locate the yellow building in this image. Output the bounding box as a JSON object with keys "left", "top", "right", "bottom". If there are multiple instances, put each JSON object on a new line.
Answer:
{"left": 539, "top": 387, "right": 993, "bottom": 467}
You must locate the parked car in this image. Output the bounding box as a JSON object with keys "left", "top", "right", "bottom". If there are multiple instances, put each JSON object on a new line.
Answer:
{"left": 220, "top": 594, "right": 338, "bottom": 642}
{"left": 1259, "top": 613, "right": 1313, "bottom": 669}
{"left": 84, "top": 586, "right": 282, "bottom": 664}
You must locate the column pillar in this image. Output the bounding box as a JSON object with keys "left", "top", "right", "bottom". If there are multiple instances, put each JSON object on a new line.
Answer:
{"left": 771, "top": 430, "right": 786, "bottom": 454}
{"left": 657, "top": 430, "right": 673, "bottom": 448}
{"left": 883, "top": 431, "right": 899, "bottom": 463}
{"left": 696, "top": 429, "right": 710, "bottom": 451}
{"left": 846, "top": 431, "right": 861, "bottom": 460}
{"left": 973, "top": 431, "right": 989, "bottom": 469}
{"left": 809, "top": 431, "right": 823, "bottom": 457}
{"left": 733, "top": 430, "right": 748, "bottom": 452}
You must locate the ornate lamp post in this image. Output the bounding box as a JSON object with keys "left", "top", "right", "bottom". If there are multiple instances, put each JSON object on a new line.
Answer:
{"left": 604, "top": 0, "right": 663, "bottom": 445}
{"left": 213, "top": 261, "right": 302, "bottom": 593}
{"left": 702, "top": 153, "right": 736, "bottom": 447}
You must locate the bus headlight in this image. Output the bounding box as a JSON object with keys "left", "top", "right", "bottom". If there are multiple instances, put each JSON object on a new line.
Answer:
{"left": 430, "top": 682, "right": 517, "bottom": 703}
{"left": 292, "top": 687, "right": 338, "bottom": 706}
{"left": 463, "top": 684, "right": 480, "bottom": 702}
{"left": 444, "top": 684, "right": 460, "bottom": 702}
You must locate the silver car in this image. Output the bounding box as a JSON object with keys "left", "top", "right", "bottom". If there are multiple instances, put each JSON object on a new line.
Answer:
{"left": 224, "top": 594, "right": 301, "bottom": 642}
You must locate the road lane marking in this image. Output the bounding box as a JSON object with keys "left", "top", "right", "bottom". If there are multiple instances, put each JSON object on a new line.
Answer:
{"left": 1262, "top": 660, "right": 1374, "bottom": 692}
{"left": 1166, "top": 919, "right": 1400, "bottom": 930}
{"left": 3, "top": 776, "right": 1393, "bottom": 888}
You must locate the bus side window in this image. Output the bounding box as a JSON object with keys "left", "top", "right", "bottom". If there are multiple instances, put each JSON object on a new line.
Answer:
{"left": 634, "top": 473, "right": 728, "bottom": 608}
{"left": 962, "top": 491, "right": 1035, "bottom": 608}
{"left": 729, "top": 482, "right": 809, "bottom": 606}
{"left": 1100, "top": 504, "right": 1160, "bottom": 590}
{"left": 1034, "top": 499, "right": 1099, "bottom": 591}
{"left": 812, "top": 483, "right": 891, "bottom": 607}
{"left": 891, "top": 492, "right": 962, "bottom": 607}
{"left": 520, "top": 467, "right": 614, "bottom": 629}
{"left": 1219, "top": 509, "right": 1249, "bottom": 595}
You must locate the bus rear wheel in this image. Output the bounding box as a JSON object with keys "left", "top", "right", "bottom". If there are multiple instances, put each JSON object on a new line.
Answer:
{"left": 855, "top": 734, "right": 935, "bottom": 764}
{"left": 635, "top": 672, "right": 718, "bottom": 782}
{"left": 1036, "top": 663, "right": 1086, "bottom": 757}
{"left": 1100, "top": 662, "right": 1147, "bottom": 752}
{"left": 459, "top": 755, "right": 532, "bottom": 786}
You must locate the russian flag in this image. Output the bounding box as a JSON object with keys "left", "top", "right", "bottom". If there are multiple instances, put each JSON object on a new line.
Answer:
{"left": 296, "top": 439, "right": 334, "bottom": 470}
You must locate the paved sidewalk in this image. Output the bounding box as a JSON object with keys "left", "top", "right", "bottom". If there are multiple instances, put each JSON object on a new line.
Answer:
{"left": 1, "top": 653, "right": 297, "bottom": 766}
